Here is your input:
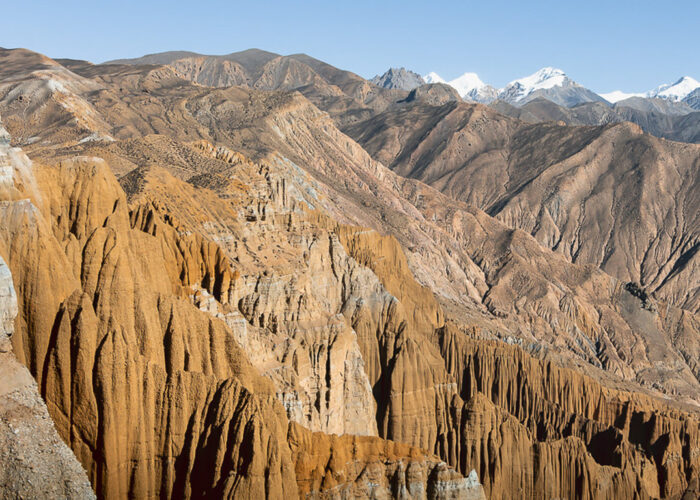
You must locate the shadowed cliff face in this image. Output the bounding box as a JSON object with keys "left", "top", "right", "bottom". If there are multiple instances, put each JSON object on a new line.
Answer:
{"left": 0, "top": 48, "right": 699, "bottom": 499}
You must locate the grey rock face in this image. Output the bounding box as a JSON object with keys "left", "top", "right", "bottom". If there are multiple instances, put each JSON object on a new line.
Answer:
{"left": 489, "top": 96, "right": 700, "bottom": 144}
{"left": 463, "top": 85, "right": 499, "bottom": 104}
{"left": 371, "top": 67, "right": 425, "bottom": 91}
{"left": 500, "top": 80, "right": 607, "bottom": 107}
{"left": 684, "top": 88, "right": 700, "bottom": 110}
{"left": 0, "top": 257, "right": 16, "bottom": 352}
{"left": 615, "top": 96, "right": 695, "bottom": 115}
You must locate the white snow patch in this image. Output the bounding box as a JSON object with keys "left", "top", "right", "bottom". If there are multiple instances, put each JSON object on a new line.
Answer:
{"left": 423, "top": 72, "right": 446, "bottom": 84}
{"left": 448, "top": 72, "right": 487, "bottom": 97}
{"left": 599, "top": 90, "right": 644, "bottom": 103}
{"left": 508, "top": 67, "right": 567, "bottom": 92}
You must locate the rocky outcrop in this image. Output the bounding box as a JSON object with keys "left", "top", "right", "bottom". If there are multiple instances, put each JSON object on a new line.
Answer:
{"left": 0, "top": 116, "right": 476, "bottom": 498}
{"left": 288, "top": 423, "right": 485, "bottom": 499}
{"left": 371, "top": 68, "right": 426, "bottom": 91}
{"left": 684, "top": 88, "right": 700, "bottom": 110}
{"left": 435, "top": 325, "right": 700, "bottom": 498}
{"left": 402, "top": 83, "right": 463, "bottom": 106}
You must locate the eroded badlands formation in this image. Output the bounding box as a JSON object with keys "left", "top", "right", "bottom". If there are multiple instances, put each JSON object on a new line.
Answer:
{"left": 0, "top": 47, "right": 698, "bottom": 499}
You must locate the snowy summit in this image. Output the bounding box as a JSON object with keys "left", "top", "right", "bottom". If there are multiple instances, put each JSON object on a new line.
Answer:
{"left": 449, "top": 72, "right": 488, "bottom": 96}
{"left": 599, "top": 90, "right": 644, "bottom": 103}
{"left": 423, "top": 72, "right": 446, "bottom": 84}
{"left": 647, "top": 76, "right": 700, "bottom": 101}
{"left": 422, "top": 71, "right": 497, "bottom": 102}
{"left": 501, "top": 67, "right": 568, "bottom": 102}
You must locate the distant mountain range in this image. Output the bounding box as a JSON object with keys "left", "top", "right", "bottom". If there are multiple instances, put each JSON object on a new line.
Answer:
{"left": 490, "top": 97, "right": 700, "bottom": 144}
{"left": 602, "top": 76, "right": 700, "bottom": 103}
{"left": 101, "top": 52, "right": 700, "bottom": 144}
{"left": 371, "top": 67, "right": 700, "bottom": 111}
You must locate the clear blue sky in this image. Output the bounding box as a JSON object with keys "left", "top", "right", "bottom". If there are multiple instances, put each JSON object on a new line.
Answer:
{"left": 4, "top": 0, "right": 699, "bottom": 93}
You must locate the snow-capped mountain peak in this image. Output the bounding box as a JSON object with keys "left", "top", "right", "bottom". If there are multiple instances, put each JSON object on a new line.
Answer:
{"left": 448, "top": 72, "right": 487, "bottom": 96}
{"left": 498, "top": 67, "right": 606, "bottom": 107}
{"left": 423, "top": 70, "right": 497, "bottom": 102}
{"left": 423, "top": 72, "right": 445, "bottom": 84}
{"left": 506, "top": 67, "right": 568, "bottom": 94}
{"left": 647, "top": 76, "right": 700, "bottom": 101}
{"left": 445, "top": 72, "right": 498, "bottom": 103}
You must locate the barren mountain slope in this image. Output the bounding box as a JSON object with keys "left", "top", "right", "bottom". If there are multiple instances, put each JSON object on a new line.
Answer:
{"left": 106, "top": 49, "right": 700, "bottom": 146}
{"left": 0, "top": 48, "right": 699, "bottom": 499}
{"left": 345, "top": 99, "right": 700, "bottom": 315}
{"left": 490, "top": 97, "right": 700, "bottom": 144}
{"left": 99, "top": 48, "right": 407, "bottom": 128}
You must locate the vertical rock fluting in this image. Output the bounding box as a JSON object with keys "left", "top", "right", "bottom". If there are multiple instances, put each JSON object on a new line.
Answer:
{"left": 6, "top": 53, "right": 700, "bottom": 499}
{"left": 0, "top": 145, "right": 473, "bottom": 498}
{"left": 111, "top": 142, "right": 700, "bottom": 499}
{"left": 328, "top": 211, "right": 700, "bottom": 498}
{"left": 434, "top": 326, "right": 700, "bottom": 498}
{"left": 0, "top": 156, "right": 299, "bottom": 498}
{"left": 0, "top": 117, "right": 94, "bottom": 497}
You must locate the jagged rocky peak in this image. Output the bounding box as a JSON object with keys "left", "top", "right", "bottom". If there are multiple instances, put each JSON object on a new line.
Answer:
{"left": 370, "top": 67, "right": 425, "bottom": 90}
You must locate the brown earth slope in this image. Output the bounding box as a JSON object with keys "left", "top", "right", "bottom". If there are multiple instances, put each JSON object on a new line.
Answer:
{"left": 91, "top": 48, "right": 407, "bottom": 128}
